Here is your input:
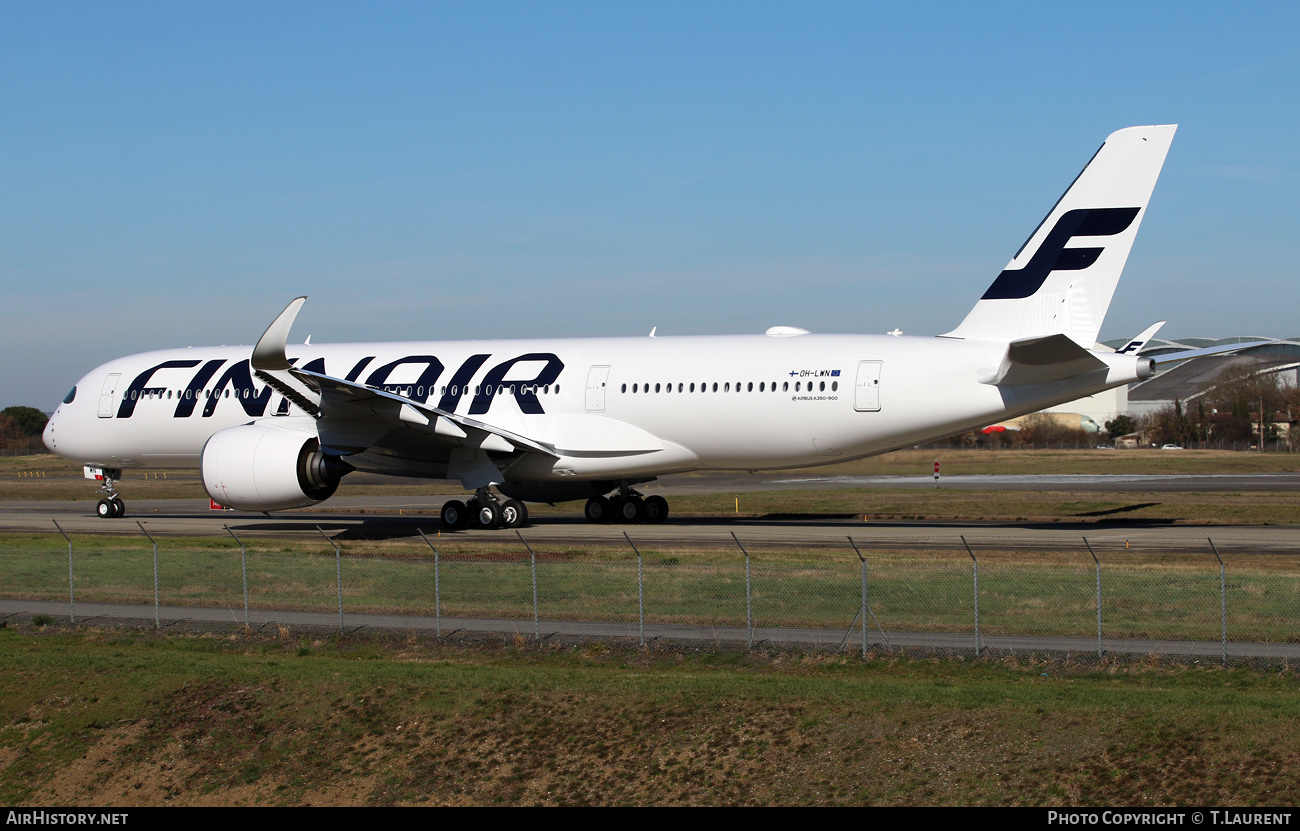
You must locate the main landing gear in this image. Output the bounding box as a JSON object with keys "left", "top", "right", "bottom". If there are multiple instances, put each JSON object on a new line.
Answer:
{"left": 87, "top": 466, "right": 126, "bottom": 519}
{"left": 584, "top": 487, "right": 669, "bottom": 525}
{"left": 440, "top": 489, "right": 529, "bottom": 531}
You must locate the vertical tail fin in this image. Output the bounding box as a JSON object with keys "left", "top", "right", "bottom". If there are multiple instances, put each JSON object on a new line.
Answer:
{"left": 943, "top": 124, "right": 1177, "bottom": 346}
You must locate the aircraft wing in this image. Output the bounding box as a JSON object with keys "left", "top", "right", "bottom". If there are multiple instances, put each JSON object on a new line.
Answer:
{"left": 248, "top": 295, "right": 556, "bottom": 458}
{"left": 1149, "top": 341, "right": 1277, "bottom": 365}
{"left": 292, "top": 367, "right": 559, "bottom": 457}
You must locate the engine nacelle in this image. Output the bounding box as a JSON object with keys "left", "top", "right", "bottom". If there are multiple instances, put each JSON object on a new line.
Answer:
{"left": 202, "top": 420, "right": 349, "bottom": 511}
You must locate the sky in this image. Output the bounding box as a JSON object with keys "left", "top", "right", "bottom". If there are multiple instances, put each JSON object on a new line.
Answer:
{"left": 2, "top": 1, "right": 1297, "bottom": 410}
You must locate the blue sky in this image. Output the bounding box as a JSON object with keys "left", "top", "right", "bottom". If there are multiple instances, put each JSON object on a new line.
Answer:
{"left": 3, "top": 2, "right": 1297, "bottom": 409}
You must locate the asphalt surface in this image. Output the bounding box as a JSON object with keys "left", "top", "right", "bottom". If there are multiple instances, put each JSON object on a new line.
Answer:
{"left": 5, "top": 470, "right": 1300, "bottom": 553}
{"left": 3, "top": 494, "right": 1300, "bottom": 551}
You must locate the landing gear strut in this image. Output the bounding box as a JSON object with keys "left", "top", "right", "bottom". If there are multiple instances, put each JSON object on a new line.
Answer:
{"left": 441, "top": 490, "right": 529, "bottom": 531}
{"left": 87, "top": 466, "right": 125, "bottom": 519}
{"left": 585, "top": 486, "right": 668, "bottom": 525}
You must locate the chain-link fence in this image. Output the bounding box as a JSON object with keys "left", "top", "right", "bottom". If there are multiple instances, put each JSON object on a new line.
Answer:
{"left": 2, "top": 524, "right": 1298, "bottom": 660}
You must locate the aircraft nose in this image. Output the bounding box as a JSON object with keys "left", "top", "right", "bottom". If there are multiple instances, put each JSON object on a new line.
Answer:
{"left": 42, "top": 408, "right": 58, "bottom": 453}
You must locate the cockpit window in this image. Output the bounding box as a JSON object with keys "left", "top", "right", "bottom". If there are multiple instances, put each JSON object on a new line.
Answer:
{"left": 63, "top": 386, "right": 77, "bottom": 404}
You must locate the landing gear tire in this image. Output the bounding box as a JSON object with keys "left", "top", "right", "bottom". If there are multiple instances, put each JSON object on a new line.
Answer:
{"left": 614, "top": 495, "right": 644, "bottom": 524}
{"left": 441, "top": 499, "right": 470, "bottom": 530}
{"left": 473, "top": 500, "right": 502, "bottom": 530}
{"left": 584, "top": 496, "right": 611, "bottom": 524}
{"left": 112, "top": 497, "right": 125, "bottom": 519}
{"left": 501, "top": 499, "right": 528, "bottom": 529}
{"left": 643, "top": 495, "right": 669, "bottom": 524}
{"left": 96, "top": 498, "right": 118, "bottom": 519}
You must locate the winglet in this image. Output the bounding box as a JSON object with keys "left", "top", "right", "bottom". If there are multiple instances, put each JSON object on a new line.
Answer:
{"left": 1115, "top": 320, "right": 1166, "bottom": 355}
{"left": 252, "top": 297, "right": 307, "bottom": 371}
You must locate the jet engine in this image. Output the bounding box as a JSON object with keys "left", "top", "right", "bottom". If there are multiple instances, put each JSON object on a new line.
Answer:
{"left": 201, "top": 420, "right": 351, "bottom": 511}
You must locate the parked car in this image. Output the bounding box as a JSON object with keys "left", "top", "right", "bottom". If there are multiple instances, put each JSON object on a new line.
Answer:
{"left": 1161, "top": 444, "right": 1183, "bottom": 450}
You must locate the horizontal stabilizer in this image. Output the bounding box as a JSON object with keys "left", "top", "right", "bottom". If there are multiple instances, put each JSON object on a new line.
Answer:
{"left": 980, "top": 334, "right": 1108, "bottom": 386}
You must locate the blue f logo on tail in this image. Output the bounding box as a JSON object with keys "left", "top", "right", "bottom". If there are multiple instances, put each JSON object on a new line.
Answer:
{"left": 981, "top": 207, "right": 1140, "bottom": 300}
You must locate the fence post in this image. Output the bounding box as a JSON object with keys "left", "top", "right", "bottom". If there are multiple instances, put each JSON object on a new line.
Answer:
{"left": 137, "top": 522, "right": 159, "bottom": 630}
{"left": 732, "top": 532, "right": 752, "bottom": 650}
{"left": 962, "top": 536, "right": 980, "bottom": 656}
{"left": 53, "top": 521, "right": 74, "bottom": 625}
{"left": 417, "top": 529, "right": 441, "bottom": 637}
{"left": 624, "top": 532, "right": 644, "bottom": 648}
{"left": 846, "top": 536, "right": 891, "bottom": 653}
{"left": 849, "top": 536, "right": 867, "bottom": 658}
{"left": 516, "top": 531, "right": 539, "bottom": 641}
{"left": 316, "top": 527, "right": 343, "bottom": 632}
{"left": 225, "top": 526, "right": 248, "bottom": 630}
{"left": 1083, "top": 537, "right": 1102, "bottom": 657}
{"left": 1209, "top": 538, "right": 1227, "bottom": 665}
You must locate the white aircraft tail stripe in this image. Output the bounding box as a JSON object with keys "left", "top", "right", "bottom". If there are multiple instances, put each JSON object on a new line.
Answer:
{"left": 943, "top": 124, "right": 1177, "bottom": 347}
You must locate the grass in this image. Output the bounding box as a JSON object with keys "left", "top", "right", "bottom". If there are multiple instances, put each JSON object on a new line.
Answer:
{"left": 4, "top": 532, "right": 1299, "bottom": 644}
{"left": 2, "top": 626, "right": 1300, "bottom": 806}
{"left": 656, "top": 488, "right": 1300, "bottom": 525}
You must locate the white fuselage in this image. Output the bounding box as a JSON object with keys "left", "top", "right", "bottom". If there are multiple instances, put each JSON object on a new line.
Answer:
{"left": 44, "top": 331, "right": 1142, "bottom": 485}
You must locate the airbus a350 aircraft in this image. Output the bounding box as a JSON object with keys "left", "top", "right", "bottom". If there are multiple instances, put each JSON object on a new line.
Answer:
{"left": 45, "top": 124, "right": 1216, "bottom": 529}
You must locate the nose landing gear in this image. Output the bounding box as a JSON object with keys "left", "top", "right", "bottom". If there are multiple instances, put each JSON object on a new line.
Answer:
{"left": 86, "top": 466, "right": 126, "bottom": 519}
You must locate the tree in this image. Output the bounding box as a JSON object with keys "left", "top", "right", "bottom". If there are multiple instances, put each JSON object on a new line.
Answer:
{"left": 0, "top": 406, "right": 48, "bottom": 437}
{"left": 1197, "top": 360, "right": 1289, "bottom": 445}
{"left": 1104, "top": 414, "right": 1136, "bottom": 440}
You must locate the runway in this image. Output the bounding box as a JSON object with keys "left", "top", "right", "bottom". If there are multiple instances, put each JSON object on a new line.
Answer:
{"left": 4, "top": 476, "right": 1300, "bottom": 554}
